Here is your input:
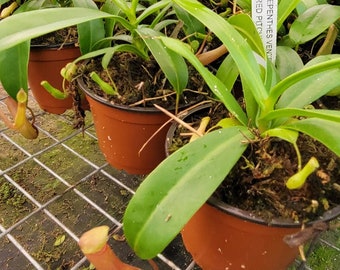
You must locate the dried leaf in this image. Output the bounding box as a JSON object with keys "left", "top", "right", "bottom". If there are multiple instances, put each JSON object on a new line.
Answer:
{"left": 112, "top": 234, "right": 125, "bottom": 242}
{"left": 54, "top": 234, "right": 66, "bottom": 247}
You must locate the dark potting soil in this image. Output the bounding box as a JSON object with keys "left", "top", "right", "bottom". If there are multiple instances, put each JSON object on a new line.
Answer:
{"left": 30, "top": 27, "right": 78, "bottom": 47}
{"left": 78, "top": 53, "right": 207, "bottom": 109}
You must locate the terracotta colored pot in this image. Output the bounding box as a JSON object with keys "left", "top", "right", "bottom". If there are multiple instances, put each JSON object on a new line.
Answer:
{"left": 28, "top": 44, "right": 81, "bottom": 114}
{"left": 78, "top": 77, "right": 172, "bottom": 175}
{"left": 182, "top": 198, "right": 300, "bottom": 270}
{"left": 182, "top": 199, "right": 340, "bottom": 270}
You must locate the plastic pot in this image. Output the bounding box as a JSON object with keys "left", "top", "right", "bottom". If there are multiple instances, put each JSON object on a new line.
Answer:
{"left": 28, "top": 44, "right": 81, "bottom": 114}
{"left": 182, "top": 198, "right": 340, "bottom": 270}
{"left": 78, "top": 76, "right": 172, "bottom": 175}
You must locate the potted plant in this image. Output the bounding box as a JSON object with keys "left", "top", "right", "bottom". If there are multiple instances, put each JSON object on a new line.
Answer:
{"left": 123, "top": 1, "right": 340, "bottom": 269}
{"left": 0, "top": 1, "right": 111, "bottom": 138}
{"left": 44, "top": 0, "right": 208, "bottom": 174}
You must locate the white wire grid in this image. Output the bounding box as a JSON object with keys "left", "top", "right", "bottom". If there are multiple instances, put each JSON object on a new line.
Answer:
{"left": 0, "top": 88, "right": 339, "bottom": 270}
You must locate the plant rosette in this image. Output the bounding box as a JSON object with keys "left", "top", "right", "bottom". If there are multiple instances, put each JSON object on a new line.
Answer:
{"left": 44, "top": 0, "right": 210, "bottom": 173}
{"left": 164, "top": 101, "right": 340, "bottom": 269}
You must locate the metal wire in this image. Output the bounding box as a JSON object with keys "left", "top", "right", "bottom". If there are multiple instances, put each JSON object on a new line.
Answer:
{"left": 0, "top": 90, "right": 339, "bottom": 270}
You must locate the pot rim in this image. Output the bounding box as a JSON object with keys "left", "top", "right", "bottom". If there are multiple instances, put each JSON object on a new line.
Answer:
{"left": 207, "top": 196, "right": 340, "bottom": 228}
{"left": 77, "top": 73, "right": 202, "bottom": 113}
{"left": 77, "top": 76, "right": 167, "bottom": 113}
{"left": 166, "top": 103, "right": 340, "bottom": 228}
{"left": 30, "top": 42, "right": 77, "bottom": 50}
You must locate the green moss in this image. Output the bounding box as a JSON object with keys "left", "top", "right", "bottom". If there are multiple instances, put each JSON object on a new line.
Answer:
{"left": 0, "top": 182, "right": 26, "bottom": 207}
{"left": 307, "top": 243, "right": 340, "bottom": 270}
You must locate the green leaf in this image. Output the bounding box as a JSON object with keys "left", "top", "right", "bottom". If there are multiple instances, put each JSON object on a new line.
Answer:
{"left": 101, "top": 44, "right": 146, "bottom": 68}
{"left": 276, "top": 55, "right": 340, "bottom": 109}
{"left": 136, "top": 0, "right": 171, "bottom": 26}
{"left": 228, "top": 13, "right": 265, "bottom": 58}
{"left": 262, "top": 108, "right": 340, "bottom": 124}
{"left": 277, "top": 0, "right": 301, "bottom": 29}
{"left": 111, "top": 0, "right": 132, "bottom": 20}
{"left": 0, "top": 41, "right": 29, "bottom": 99}
{"left": 173, "top": 4, "right": 205, "bottom": 36}
{"left": 73, "top": 44, "right": 146, "bottom": 68}
{"left": 289, "top": 4, "right": 340, "bottom": 45}
{"left": 237, "top": 0, "right": 251, "bottom": 10}
{"left": 0, "top": 8, "right": 111, "bottom": 52}
{"left": 275, "top": 46, "right": 304, "bottom": 80}
{"left": 283, "top": 118, "right": 340, "bottom": 156}
{"left": 277, "top": 69, "right": 340, "bottom": 109}
{"left": 262, "top": 128, "right": 299, "bottom": 144}
{"left": 77, "top": 20, "right": 106, "bottom": 54}
{"left": 14, "top": 0, "right": 58, "bottom": 12}
{"left": 296, "top": 0, "right": 328, "bottom": 15}
{"left": 268, "top": 56, "right": 340, "bottom": 109}
{"left": 304, "top": 54, "right": 340, "bottom": 67}
{"left": 153, "top": 19, "right": 178, "bottom": 33}
{"left": 123, "top": 126, "right": 251, "bottom": 259}
{"left": 73, "top": 0, "right": 106, "bottom": 54}
{"left": 172, "top": 0, "right": 267, "bottom": 109}
{"left": 138, "top": 28, "right": 188, "bottom": 95}
{"left": 216, "top": 54, "right": 238, "bottom": 91}
{"left": 160, "top": 36, "right": 248, "bottom": 126}
{"left": 100, "top": 0, "right": 119, "bottom": 36}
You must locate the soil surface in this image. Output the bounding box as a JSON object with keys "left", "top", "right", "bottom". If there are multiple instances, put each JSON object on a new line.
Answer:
{"left": 30, "top": 27, "right": 78, "bottom": 47}
{"left": 78, "top": 53, "right": 207, "bottom": 109}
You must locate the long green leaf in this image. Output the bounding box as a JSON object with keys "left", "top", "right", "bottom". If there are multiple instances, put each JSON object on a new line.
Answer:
{"left": 275, "top": 55, "right": 340, "bottom": 108}
{"left": 277, "top": 0, "right": 301, "bottom": 29}
{"left": 261, "top": 108, "right": 340, "bottom": 123}
{"left": 0, "top": 8, "right": 111, "bottom": 52}
{"left": 237, "top": 0, "right": 251, "bottom": 10}
{"left": 216, "top": 54, "right": 238, "bottom": 91}
{"left": 73, "top": 0, "right": 106, "bottom": 54}
{"left": 123, "top": 127, "right": 251, "bottom": 259}
{"left": 228, "top": 13, "right": 265, "bottom": 57}
{"left": 0, "top": 41, "right": 29, "bottom": 99}
{"left": 283, "top": 118, "right": 340, "bottom": 156}
{"left": 276, "top": 46, "right": 304, "bottom": 80}
{"left": 111, "top": 0, "right": 132, "bottom": 20}
{"left": 100, "top": 0, "right": 119, "bottom": 38}
{"left": 268, "top": 57, "right": 340, "bottom": 108}
{"left": 289, "top": 4, "right": 340, "bottom": 45}
{"left": 277, "top": 68, "right": 340, "bottom": 109}
{"left": 137, "top": 28, "right": 188, "bottom": 95}
{"left": 160, "top": 36, "right": 248, "bottom": 126}
{"left": 136, "top": 0, "right": 171, "bottom": 25}
{"left": 72, "top": 44, "right": 146, "bottom": 67}
{"left": 173, "top": 4, "right": 205, "bottom": 36}
{"left": 172, "top": 0, "right": 267, "bottom": 109}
